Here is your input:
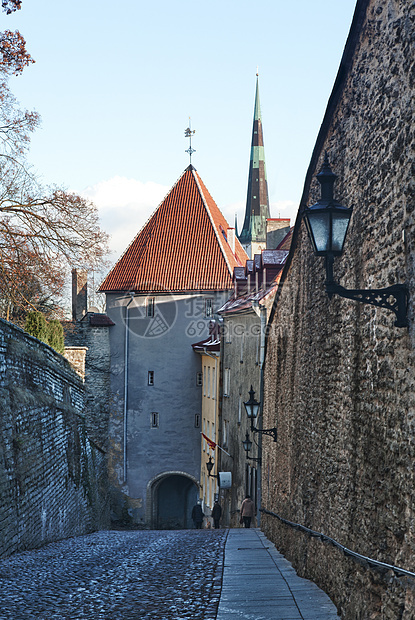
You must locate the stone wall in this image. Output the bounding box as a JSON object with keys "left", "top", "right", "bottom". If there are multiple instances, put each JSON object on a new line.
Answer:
{"left": 0, "top": 319, "right": 109, "bottom": 558}
{"left": 64, "top": 315, "right": 113, "bottom": 451}
{"left": 262, "top": 1, "right": 415, "bottom": 618}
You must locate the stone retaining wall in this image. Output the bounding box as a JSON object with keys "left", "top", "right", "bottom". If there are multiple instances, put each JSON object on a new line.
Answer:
{"left": 262, "top": 1, "right": 415, "bottom": 618}
{"left": 0, "top": 319, "right": 109, "bottom": 558}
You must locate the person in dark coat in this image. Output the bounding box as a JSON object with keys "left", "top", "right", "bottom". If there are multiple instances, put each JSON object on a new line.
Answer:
{"left": 191, "top": 501, "right": 204, "bottom": 529}
{"left": 211, "top": 501, "right": 222, "bottom": 529}
{"left": 240, "top": 495, "right": 255, "bottom": 528}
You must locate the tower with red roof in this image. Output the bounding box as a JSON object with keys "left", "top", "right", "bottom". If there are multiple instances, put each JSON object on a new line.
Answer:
{"left": 99, "top": 165, "right": 247, "bottom": 527}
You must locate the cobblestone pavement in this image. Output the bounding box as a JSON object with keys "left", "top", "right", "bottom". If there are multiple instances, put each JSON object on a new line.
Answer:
{"left": 0, "top": 529, "right": 228, "bottom": 620}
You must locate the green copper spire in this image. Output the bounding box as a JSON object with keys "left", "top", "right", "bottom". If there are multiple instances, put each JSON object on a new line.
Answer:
{"left": 238, "top": 74, "right": 270, "bottom": 257}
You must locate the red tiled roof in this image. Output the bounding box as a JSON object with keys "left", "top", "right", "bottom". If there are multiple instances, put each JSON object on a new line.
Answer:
{"left": 99, "top": 166, "right": 248, "bottom": 293}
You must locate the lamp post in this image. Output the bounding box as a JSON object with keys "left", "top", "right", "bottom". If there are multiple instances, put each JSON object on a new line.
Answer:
{"left": 242, "top": 432, "right": 262, "bottom": 465}
{"left": 303, "top": 153, "right": 408, "bottom": 328}
{"left": 243, "top": 385, "right": 277, "bottom": 442}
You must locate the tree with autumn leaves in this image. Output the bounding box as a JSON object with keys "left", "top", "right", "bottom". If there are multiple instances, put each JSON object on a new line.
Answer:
{"left": 0, "top": 1, "right": 109, "bottom": 322}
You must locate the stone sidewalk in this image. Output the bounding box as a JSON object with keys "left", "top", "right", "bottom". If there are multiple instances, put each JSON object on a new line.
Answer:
{"left": 217, "top": 528, "right": 339, "bottom": 620}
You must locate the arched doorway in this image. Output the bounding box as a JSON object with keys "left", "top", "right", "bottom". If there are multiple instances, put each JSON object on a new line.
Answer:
{"left": 149, "top": 473, "right": 199, "bottom": 529}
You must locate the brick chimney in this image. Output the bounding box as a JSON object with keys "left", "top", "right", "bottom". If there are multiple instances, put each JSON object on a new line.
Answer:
{"left": 227, "top": 227, "right": 236, "bottom": 254}
{"left": 72, "top": 269, "right": 88, "bottom": 321}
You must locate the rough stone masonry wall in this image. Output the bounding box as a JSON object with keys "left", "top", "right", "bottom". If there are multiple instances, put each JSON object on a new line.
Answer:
{"left": 262, "top": 1, "right": 415, "bottom": 618}
{"left": 0, "top": 319, "right": 109, "bottom": 558}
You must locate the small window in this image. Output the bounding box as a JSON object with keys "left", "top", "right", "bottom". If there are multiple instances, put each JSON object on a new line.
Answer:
{"left": 196, "top": 372, "right": 203, "bottom": 387}
{"left": 205, "top": 298, "right": 213, "bottom": 318}
{"left": 223, "top": 419, "right": 229, "bottom": 449}
{"left": 212, "top": 367, "right": 216, "bottom": 400}
{"left": 224, "top": 368, "right": 230, "bottom": 397}
{"left": 151, "top": 412, "right": 159, "bottom": 428}
{"left": 146, "top": 297, "right": 155, "bottom": 317}
{"left": 195, "top": 414, "right": 200, "bottom": 428}
{"left": 207, "top": 367, "right": 211, "bottom": 398}
{"left": 148, "top": 371, "right": 154, "bottom": 386}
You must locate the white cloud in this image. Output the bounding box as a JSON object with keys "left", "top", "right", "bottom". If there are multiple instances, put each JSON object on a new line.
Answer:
{"left": 270, "top": 200, "right": 299, "bottom": 224}
{"left": 81, "top": 177, "right": 169, "bottom": 261}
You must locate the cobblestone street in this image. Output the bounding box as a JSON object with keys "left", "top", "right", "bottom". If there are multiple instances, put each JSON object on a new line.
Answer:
{"left": 0, "top": 529, "right": 227, "bottom": 620}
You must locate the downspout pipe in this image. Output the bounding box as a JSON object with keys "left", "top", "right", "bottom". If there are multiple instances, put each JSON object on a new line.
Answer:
{"left": 123, "top": 291, "right": 135, "bottom": 484}
{"left": 252, "top": 299, "right": 267, "bottom": 526}
{"left": 257, "top": 302, "right": 267, "bottom": 526}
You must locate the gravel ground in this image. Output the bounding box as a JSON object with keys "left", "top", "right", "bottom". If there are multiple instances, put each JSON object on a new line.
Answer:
{"left": 0, "top": 529, "right": 228, "bottom": 620}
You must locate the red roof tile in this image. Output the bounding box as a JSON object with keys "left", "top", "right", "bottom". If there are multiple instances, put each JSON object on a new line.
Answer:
{"left": 99, "top": 166, "right": 248, "bottom": 293}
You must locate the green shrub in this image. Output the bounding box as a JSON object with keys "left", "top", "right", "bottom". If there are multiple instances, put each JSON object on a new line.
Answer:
{"left": 25, "top": 312, "right": 64, "bottom": 354}
{"left": 24, "top": 311, "right": 48, "bottom": 344}
{"left": 46, "top": 319, "right": 65, "bottom": 354}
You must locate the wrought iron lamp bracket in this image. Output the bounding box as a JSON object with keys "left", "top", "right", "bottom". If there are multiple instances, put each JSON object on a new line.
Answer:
{"left": 251, "top": 422, "right": 278, "bottom": 442}
{"left": 325, "top": 254, "right": 409, "bottom": 328}
{"left": 246, "top": 455, "right": 262, "bottom": 466}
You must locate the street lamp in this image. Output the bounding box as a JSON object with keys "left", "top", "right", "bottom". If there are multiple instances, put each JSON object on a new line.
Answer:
{"left": 243, "top": 386, "right": 277, "bottom": 442}
{"left": 303, "top": 153, "right": 408, "bottom": 328}
{"left": 206, "top": 455, "right": 215, "bottom": 477}
{"left": 242, "top": 432, "right": 262, "bottom": 465}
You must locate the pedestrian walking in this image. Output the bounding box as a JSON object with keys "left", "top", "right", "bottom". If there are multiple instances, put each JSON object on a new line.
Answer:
{"left": 240, "top": 495, "right": 255, "bottom": 528}
{"left": 191, "top": 500, "right": 204, "bottom": 529}
{"left": 211, "top": 500, "right": 222, "bottom": 529}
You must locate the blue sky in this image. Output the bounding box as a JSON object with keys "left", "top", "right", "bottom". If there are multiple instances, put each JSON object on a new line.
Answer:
{"left": 5, "top": 1, "right": 357, "bottom": 261}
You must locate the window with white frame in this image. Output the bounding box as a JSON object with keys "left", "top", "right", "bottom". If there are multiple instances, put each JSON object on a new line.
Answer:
{"left": 207, "top": 367, "right": 211, "bottom": 398}
{"left": 203, "top": 366, "right": 206, "bottom": 397}
{"left": 212, "top": 367, "right": 216, "bottom": 400}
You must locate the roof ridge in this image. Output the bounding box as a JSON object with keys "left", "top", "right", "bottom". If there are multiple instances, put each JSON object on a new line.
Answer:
{"left": 192, "top": 169, "right": 234, "bottom": 277}
{"left": 98, "top": 168, "right": 192, "bottom": 292}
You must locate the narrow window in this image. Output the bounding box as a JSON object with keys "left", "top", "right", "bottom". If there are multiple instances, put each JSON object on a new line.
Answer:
{"left": 148, "top": 371, "right": 154, "bottom": 386}
{"left": 146, "top": 297, "right": 155, "bottom": 317}
{"left": 224, "top": 368, "right": 230, "bottom": 397}
{"left": 195, "top": 414, "right": 200, "bottom": 428}
{"left": 151, "top": 412, "right": 159, "bottom": 428}
{"left": 240, "top": 332, "right": 245, "bottom": 363}
{"left": 207, "top": 367, "right": 211, "bottom": 398}
{"left": 223, "top": 419, "right": 229, "bottom": 449}
{"left": 203, "top": 366, "right": 206, "bottom": 397}
{"left": 212, "top": 367, "right": 216, "bottom": 400}
{"left": 205, "top": 298, "right": 213, "bottom": 318}
{"left": 196, "top": 372, "right": 203, "bottom": 387}
{"left": 238, "top": 394, "right": 242, "bottom": 425}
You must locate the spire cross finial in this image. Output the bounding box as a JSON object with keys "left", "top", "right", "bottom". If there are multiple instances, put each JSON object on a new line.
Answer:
{"left": 184, "top": 117, "right": 196, "bottom": 164}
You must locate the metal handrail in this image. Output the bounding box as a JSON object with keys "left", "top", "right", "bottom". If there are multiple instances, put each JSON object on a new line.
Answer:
{"left": 260, "top": 507, "right": 415, "bottom": 580}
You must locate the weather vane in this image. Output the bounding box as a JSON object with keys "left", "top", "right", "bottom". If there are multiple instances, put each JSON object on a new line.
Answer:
{"left": 184, "top": 118, "right": 196, "bottom": 164}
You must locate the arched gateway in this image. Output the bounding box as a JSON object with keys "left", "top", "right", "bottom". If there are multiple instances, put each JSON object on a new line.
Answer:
{"left": 147, "top": 472, "right": 199, "bottom": 529}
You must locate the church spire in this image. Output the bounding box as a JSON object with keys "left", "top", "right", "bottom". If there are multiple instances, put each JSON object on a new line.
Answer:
{"left": 238, "top": 73, "right": 270, "bottom": 258}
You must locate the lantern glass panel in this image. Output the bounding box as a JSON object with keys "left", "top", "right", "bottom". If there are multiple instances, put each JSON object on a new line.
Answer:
{"left": 331, "top": 212, "right": 351, "bottom": 254}
{"left": 307, "top": 210, "right": 330, "bottom": 253}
